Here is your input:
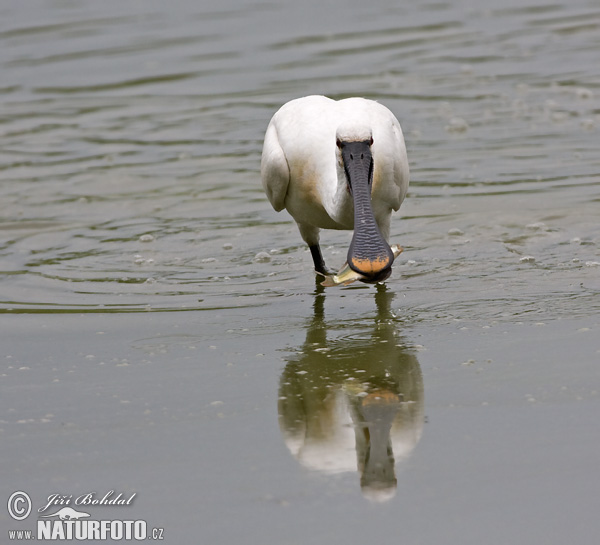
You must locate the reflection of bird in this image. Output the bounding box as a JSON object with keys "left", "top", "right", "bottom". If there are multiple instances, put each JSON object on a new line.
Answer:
{"left": 261, "top": 95, "right": 409, "bottom": 282}
{"left": 278, "top": 285, "right": 424, "bottom": 501}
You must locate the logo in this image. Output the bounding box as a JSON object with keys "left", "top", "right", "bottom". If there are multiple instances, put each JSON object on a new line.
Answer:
{"left": 7, "top": 492, "right": 31, "bottom": 521}
{"left": 40, "top": 507, "right": 91, "bottom": 520}
{"left": 7, "top": 490, "right": 164, "bottom": 542}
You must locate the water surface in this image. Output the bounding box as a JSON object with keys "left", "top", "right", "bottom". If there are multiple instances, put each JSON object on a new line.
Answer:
{"left": 1, "top": 0, "right": 599, "bottom": 543}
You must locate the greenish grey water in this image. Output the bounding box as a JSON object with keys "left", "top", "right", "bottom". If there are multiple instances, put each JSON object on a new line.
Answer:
{"left": 1, "top": 0, "right": 599, "bottom": 543}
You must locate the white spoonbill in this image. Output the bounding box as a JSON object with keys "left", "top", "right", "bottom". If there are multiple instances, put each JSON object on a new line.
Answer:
{"left": 261, "top": 95, "right": 409, "bottom": 283}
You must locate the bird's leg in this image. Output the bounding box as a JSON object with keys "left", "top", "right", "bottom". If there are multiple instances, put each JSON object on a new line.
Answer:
{"left": 298, "top": 223, "right": 334, "bottom": 276}
{"left": 309, "top": 244, "right": 332, "bottom": 276}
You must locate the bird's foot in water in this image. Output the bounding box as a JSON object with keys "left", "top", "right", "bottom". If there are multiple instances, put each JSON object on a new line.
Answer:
{"left": 314, "top": 267, "right": 337, "bottom": 289}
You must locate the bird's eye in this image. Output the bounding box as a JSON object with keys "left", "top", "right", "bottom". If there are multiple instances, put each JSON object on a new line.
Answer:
{"left": 369, "top": 136, "right": 374, "bottom": 146}
{"left": 336, "top": 138, "right": 342, "bottom": 149}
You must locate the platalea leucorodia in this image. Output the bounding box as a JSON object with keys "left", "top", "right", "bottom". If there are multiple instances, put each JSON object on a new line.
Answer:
{"left": 261, "top": 95, "right": 409, "bottom": 283}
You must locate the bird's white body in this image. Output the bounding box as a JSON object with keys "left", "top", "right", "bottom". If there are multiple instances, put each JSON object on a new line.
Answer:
{"left": 261, "top": 95, "right": 409, "bottom": 249}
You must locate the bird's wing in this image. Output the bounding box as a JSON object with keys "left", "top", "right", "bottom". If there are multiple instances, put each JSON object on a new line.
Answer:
{"left": 261, "top": 123, "right": 290, "bottom": 212}
{"left": 390, "top": 120, "right": 410, "bottom": 211}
